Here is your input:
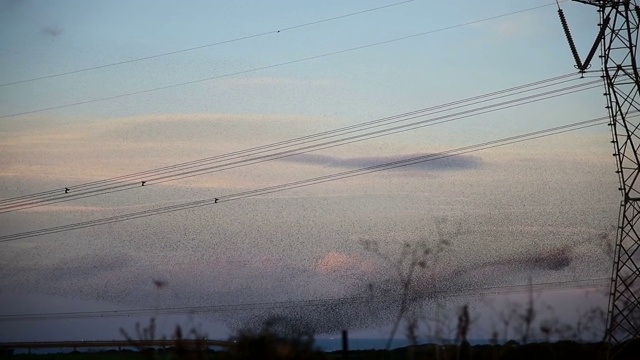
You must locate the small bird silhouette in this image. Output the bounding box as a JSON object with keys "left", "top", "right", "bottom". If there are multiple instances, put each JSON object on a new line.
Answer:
{"left": 64, "top": 188, "right": 69, "bottom": 194}
{"left": 214, "top": 198, "right": 219, "bottom": 203}
{"left": 141, "top": 181, "right": 146, "bottom": 186}
{"left": 152, "top": 279, "right": 168, "bottom": 289}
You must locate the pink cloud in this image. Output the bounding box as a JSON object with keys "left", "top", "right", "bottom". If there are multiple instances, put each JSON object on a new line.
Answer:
{"left": 314, "top": 251, "right": 376, "bottom": 275}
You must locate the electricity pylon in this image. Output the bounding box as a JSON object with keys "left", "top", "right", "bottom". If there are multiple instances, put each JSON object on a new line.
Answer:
{"left": 559, "top": 0, "right": 640, "bottom": 344}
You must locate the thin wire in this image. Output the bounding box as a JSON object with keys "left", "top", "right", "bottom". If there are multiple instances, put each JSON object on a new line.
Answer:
{"left": 0, "top": 118, "right": 609, "bottom": 242}
{"left": 0, "top": 278, "right": 608, "bottom": 321}
{"left": 4, "top": 84, "right": 598, "bottom": 213}
{"left": 0, "top": 73, "right": 577, "bottom": 206}
{"left": 0, "top": 79, "right": 597, "bottom": 213}
{"left": 42, "top": 86, "right": 596, "bottom": 205}
{"left": 0, "top": 1, "right": 415, "bottom": 87}
{"left": 0, "top": 77, "right": 591, "bottom": 209}
{"left": 218, "top": 119, "right": 609, "bottom": 203}
{"left": 1, "top": 117, "right": 610, "bottom": 239}
{"left": 0, "top": 1, "right": 563, "bottom": 120}
{"left": 0, "top": 114, "right": 619, "bottom": 243}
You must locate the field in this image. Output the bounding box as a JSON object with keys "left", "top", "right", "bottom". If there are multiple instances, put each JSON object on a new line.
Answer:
{"left": 2, "top": 340, "right": 640, "bottom": 360}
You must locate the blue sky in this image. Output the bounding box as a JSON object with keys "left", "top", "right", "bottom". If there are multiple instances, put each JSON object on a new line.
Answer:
{"left": 0, "top": 0, "right": 620, "bottom": 343}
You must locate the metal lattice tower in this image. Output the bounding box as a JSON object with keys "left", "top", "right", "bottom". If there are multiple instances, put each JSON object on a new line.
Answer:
{"left": 565, "top": 0, "right": 640, "bottom": 344}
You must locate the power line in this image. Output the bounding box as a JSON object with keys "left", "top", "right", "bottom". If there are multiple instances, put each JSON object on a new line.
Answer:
{"left": 0, "top": 72, "right": 578, "bottom": 206}
{"left": 0, "top": 76, "right": 596, "bottom": 210}
{"left": 0, "top": 278, "right": 608, "bottom": 321}
{"left": 0, "top": 76, "right": 598, "bottom": 213}
{"left": 0, "top": 1, "right": 564, "bottom": 120}
{"left": 0, "top": 83, "right": 600, "bottom": 212}
{"left": 0, "top": 113, "right": 621, "bottom": 243}
{"left": 0, "top": 1, "right": 415, "bottom": 88}
{"left": 3, "top": 83, "right": 599, "bottom": 213}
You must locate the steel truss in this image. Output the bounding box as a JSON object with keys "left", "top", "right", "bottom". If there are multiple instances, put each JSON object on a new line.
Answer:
{"left": 575, "top": 0, "right": 640, "bottom": 344}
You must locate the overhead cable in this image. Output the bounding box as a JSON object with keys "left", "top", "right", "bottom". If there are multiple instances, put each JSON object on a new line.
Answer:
{"left": 0, "top": 72, "right": 578, "bottom": 207}
{"left": 0, "top": 76, "right": 597, "bottom": 213}
{"left": 0, "top": 0, "right": 416, "bottom": 87}
{"left": 0, "top": 1, "right": 566, "bottom": 120}
{"left": 0, "top": 113, "right": 622, "bottom": 244}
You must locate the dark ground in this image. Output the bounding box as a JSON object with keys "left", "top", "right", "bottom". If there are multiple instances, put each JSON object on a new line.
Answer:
{"left": 1, "top": 339, "right": 639, "bottom": 360}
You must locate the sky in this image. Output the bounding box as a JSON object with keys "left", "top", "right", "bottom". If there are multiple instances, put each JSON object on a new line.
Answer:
{"left": 0, "top": 0, "right": 623, "bottom": 344}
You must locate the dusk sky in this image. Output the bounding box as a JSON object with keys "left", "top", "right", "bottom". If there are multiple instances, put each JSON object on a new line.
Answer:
{"left": 0, "top": 0, "right": 622, "bottom": 343}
